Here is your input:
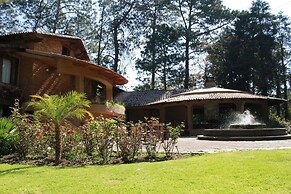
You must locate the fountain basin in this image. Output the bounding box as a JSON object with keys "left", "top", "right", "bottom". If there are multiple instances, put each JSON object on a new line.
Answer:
{"left": 197, "top": 110, "right": 291, "bottom": 141}
{"left": 197, "top": 128, "right": 291, "bottom": 141}
{"left": 204, "top": 128, "right": 286, "bottom": 137}
{"left": 229, "top": 123, "right": 266, "bottom": 129}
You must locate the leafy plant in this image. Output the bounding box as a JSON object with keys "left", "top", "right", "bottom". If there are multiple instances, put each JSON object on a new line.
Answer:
{"left": 162, "top": 122, "right": 184, "bottom": 158}
{"left": 93, "top": 116, "right": 117, "bottom": 164}
{"left": 62, "top": 121, "right": 83, "bottom": 161}
{"left": 0, "top": 117, "right": 16, "bottom": 156}
{"left": 142, "top": 117, "right": 163, "bottom": 159}
{"left": 28, "top": 91, "right": 92, "bottom": 165}
{"left": 106, "top": 100, "right": 125, "bottom": 108}
{"left": 268, "top": 113, "right": 290, "bottom": 134}
{"left": 95, "top": 85, "right": 102, "bottom": 98}
{"left": 81, "top": 119, "right": 98, "bottom": 156}
{"left": 115, "top": 120, "right": 143, "bottom": 163}
{"left": 9, "top": 100, "right": 35, "bottom": 159}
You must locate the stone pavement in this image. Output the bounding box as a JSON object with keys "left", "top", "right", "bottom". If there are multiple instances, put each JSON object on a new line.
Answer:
{"left": 176, "top": 137, "right": 291, "bottom": 153}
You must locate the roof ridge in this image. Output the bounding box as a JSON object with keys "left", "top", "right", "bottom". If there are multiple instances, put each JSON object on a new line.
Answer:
{"left": 1, "top": 31, "right": 81, "bottom": 40}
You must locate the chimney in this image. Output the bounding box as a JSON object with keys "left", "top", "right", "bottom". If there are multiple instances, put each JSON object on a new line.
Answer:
{"left": 205, "top": 77, "right": 216, "bottom": 88}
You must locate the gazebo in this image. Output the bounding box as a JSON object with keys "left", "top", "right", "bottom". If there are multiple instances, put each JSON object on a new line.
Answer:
{"left": 116, "top": 87, "right": 286, "bottom": 136}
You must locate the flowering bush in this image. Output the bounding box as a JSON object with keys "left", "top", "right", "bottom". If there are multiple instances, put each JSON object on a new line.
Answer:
{"left": 115, "top": 120, "right": 143, "bottom": 163}
{"left": 62, "top": 121, "right": 83, "bottom": 161}
{"left": 81, "top": 119, "right": 98, "bottom": 156}
{"left": 142, "top": 117, "right": 164, "bottom": 159}
{"left": 162, "top": 122, "right": 184, "bottom": 158}
{"left": 4, "top": 104, "right": 184, "bottom": 165}
{"left": 81, "top": 116, "right": 118, "bottom": 164}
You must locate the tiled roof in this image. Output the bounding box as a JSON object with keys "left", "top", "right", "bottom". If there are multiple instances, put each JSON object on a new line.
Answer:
{"left": 150, "top": 87, "right": 286, "bottom": 106}
{"left": 0, "top": 31, "right": 89, "bottom": 61}
{"left": 0, "top": 31, "right": 82, "bottom": 41}
{"left": 115, "top": 89, "right": 187, "bottom": 107}
{"left": 116, "top": 87, "right": 286, "bottom": 107}
{"left": 0, "top": 32, "right": 128, "bottom": 85}
{"left": 24, "top": 49, "right": 128, "bottom": 85}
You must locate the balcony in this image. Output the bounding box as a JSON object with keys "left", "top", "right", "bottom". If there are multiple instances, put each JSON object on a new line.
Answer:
{"left": 88, "top": 101, "right": 125, "bottom": 118}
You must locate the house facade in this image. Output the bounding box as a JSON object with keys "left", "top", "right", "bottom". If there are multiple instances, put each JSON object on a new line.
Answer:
{"left": 0, "top": 32, "right": 128, "bottom": 118}
{"left": 116, "top": 87, "right": 286, "bottom": 136}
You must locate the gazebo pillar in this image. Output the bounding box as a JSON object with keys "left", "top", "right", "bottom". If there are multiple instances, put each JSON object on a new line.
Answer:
{"left": 235, "top": 101, "right": 245, "bottom": 113}
{"left": 159, "top": 106, "right": 166, "bottom": 124}
{"left": 186, "top": 104, "right": 193, "bottom": 135}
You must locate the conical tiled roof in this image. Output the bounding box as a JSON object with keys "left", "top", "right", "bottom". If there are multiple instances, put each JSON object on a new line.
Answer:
{"left": 148, "top": 87, "right": 286, "bottom": 106}
{"left": 116, "top": 87, "right": 286, "bottom": 107}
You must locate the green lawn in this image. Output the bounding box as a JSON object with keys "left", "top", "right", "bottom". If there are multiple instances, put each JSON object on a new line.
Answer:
{"left": 1, "top": 149, "right": 291, "bottom": 193}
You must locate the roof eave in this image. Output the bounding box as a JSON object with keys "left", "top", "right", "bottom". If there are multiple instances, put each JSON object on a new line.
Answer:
{"left": 17, "top": 49, "right": 128, "bottom": 85}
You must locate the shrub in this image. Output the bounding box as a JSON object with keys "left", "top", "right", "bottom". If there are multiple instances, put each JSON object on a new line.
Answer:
{"left": 81, "top": 119, "right": 98, "bottom": 156}
{"left": 28, "top": 120, "right": 52, "bottom": 157}
{"left": 62, "top": 121, "right": 83, "bottom": 161}
{"left": 92, "top": 116, "right": 117, "bottom": 164}
{"left": 142, "top": 117, "right": 164, "bottom": 159}
{"left": 38, "top": 121, "right": 55, "bottom": 157}
{"left": 162, "top": 122, "right": 184, "bottom": 158}
{"left": 9, "top": 100, "right": 35, "bottom": 160}
{"left": 115, "top": 120, "right": 143, "bottom": 163}
{"left": 268, "top": 113, "right": 291, "bottom": 133}
{"left": 28, "top": 91, "right": 92, "bottom": 165}
{"left": 0, "top": 117, "right": 16, "bottom": 156}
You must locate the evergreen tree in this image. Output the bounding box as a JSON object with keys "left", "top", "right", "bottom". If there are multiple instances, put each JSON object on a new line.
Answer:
{"left": 207, "top": 0, "right": 283, "bottom": 96}
{"left": 274, "top": 13, "right": 291, "bottom": 118}
{"left": 92, "top": 0, "right": 140, "bottom": 73}
{"left": 136, "top": 24, "right": 183, "bottom": 90}
{"left": 173, "top": 0, "right": 230, "bottom": 89}
{"left": 0, "top": 1, "right": 20, "bottom": 34}
{"left": 135, "top": 0, "right": 177, "bottom": 90}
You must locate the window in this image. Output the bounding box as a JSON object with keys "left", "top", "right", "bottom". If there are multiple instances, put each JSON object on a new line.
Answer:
{"left": 0, "top": 57, "right": 18, "bottom": 85}
{"left": 92, "top": 81, "right": 106, "bottom": 102}
{"left": 2, "top": 58, "right": 11, "bottom": 83}
{"left": 62, "top": 46, "right": 70, "bottom": 56}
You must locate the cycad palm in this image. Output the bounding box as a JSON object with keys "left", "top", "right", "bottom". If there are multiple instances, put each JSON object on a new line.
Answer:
{"left": 29, "top": 91, "right": 92, "bottom": 165}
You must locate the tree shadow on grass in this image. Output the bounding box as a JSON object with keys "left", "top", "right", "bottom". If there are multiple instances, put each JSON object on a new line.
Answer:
{"left": 0, "top": 165, "right": 36, "bottom": 176}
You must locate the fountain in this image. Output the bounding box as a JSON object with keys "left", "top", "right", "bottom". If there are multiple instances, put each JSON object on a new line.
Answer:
{"left": 197, "top": 110, "right": 291, "bottom": 141}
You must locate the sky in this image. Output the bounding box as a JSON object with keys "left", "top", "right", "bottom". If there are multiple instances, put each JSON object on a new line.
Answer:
{"left": 223, "top": 0, "right": 291, "bottom": 16}
{"left": 124, "top": 0, "right": 291, "bottom": 90}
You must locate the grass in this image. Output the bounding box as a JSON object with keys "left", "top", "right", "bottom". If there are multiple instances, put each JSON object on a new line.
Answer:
{"left": 0, "top": 149, "right": 291, "bottom": 193}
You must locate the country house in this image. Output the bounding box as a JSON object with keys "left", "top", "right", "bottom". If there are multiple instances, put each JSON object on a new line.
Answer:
{"left": 0, "top": 32, "right": 128, "bottom": 118}
{"left": 115, "top": 80, "right": 286, "bottom": 135}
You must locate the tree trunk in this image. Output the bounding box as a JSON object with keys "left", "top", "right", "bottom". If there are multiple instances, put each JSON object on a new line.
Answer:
{"left": 150, "top": 7, "right": 157, "bottom": 90}
{"left": 275, "top": 78, "right": 281, "bottom": 116}
{"left": 281, "top": 42, "right": 289, "bottom": 119}
{"left": 97, "top": 4, "right": 105, "bottom": 65}
{"left": 163, "top": 60, "right": 167, "bottom": 90}
{"left": 113, "top": 25, "right": 119, "bottom": 72}
{"left": 54, "top": 123, "right": 62, "bottom": 165}
{"left": 151, "top": 67, "right": 156, "bottom": 90}
{"left": 184, "top": 35, "right": 190, "bottom": 89}
{"left": 112, "top": 2, "right": 134, "bottom": 73}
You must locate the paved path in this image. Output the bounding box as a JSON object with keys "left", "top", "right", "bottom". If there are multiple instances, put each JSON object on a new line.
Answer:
{"left": 176, "top": 137, "right": 291, "bottom": 153}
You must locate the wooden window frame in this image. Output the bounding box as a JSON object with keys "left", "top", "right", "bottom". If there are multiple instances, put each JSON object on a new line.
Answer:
{"left": 0, "top": 56, "right": 19, "bottom": 85}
